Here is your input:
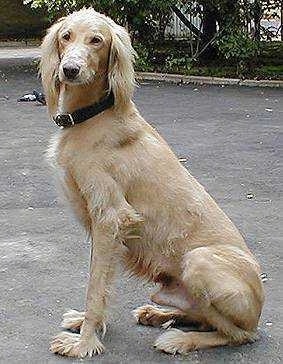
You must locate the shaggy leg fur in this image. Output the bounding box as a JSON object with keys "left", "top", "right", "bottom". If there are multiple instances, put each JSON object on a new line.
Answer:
{"left": 50, "top": 331, "right": 105, "bottom": 357}
{"left": 132, "top": 304, "right": 212, "bottom": 330}
{"left": 50, "top": 230, "right": 118, "bottom": 358}
{"left": 155, "top": 330, "right": 230, "bottom": 354}
{"left": 132, "top": 305, "right": 186, "bottom": 328}
{"left": 61, "top": 310, "right": 85, "bottom": 331}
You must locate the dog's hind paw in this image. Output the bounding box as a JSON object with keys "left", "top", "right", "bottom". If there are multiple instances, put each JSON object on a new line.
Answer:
{"left": 50, "top": 331, "right": 105, "bottom": 358}
{"left": 61, "top": 309, "right": 85, "bottom": 331}
{"left": 154, "top": 329, "right": 189, "bottom": 355}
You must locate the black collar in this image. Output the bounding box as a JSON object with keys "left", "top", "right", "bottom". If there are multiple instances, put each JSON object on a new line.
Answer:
{"left": 53, "top": 91, "right": 115, "bottom": 128}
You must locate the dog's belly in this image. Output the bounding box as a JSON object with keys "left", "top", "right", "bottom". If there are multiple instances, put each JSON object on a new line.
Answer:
{"left": 123, "top": 246, "right": 196, "bottom": 311}
{"left": 151, "top": 273, "right": 197, "bottom": 311}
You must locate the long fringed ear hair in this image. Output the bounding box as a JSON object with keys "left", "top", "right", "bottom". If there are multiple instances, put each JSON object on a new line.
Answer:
{"left": 107, "top": 24, "right": 137, "bottom": 109}
{"left": 40, "top": 18, "right": 65, "bottom": 116}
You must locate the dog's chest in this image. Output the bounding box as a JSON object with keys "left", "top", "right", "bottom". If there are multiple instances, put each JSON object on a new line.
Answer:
{"left": 46, "top": 133, "right": 75, "bottom": 192}
{"left": 46, "top": 133, "right": 64, "bottom": 169}
{"left": 46, "top": 131, "right": 84, "bottom": 171}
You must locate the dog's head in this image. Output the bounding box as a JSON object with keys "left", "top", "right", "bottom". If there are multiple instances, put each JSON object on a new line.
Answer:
{"left": 40, "top": 8, "right": 137, "bottom": 115}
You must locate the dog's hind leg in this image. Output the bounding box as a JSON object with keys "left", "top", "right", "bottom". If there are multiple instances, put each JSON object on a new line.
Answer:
{"left": 133, "top": 271, "right": 213, "bottom": 329}
{"left": 155, "top": 330, "right": 230, "bottom": 354}
{"left": 154, "top": 246, "right": 264, "bottom": 354}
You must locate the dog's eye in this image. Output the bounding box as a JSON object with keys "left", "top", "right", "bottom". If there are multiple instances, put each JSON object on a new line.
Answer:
{"left": 62, "top": 33, "right": 70, "bottom": 41}
{"left": 90, "top": 36, "right": 102, "bottom": 45}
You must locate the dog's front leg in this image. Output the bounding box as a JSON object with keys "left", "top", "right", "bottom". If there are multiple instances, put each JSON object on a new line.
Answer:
{"left": 50, "top": 221, "right": 120, "bottom": 358}
{"left": 79, "top": 224, "right": 119, "bottom": 355}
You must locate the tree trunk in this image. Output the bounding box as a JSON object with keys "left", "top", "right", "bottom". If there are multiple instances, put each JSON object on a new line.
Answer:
{"left": 201, "top": 3, "right": 217, "bottom": 59}
{"left": 254, "top": 0, "right": 262, "bottom": 41}
{"left": 217, "top": 0, "right": 241, "bottom": 32}
{"left": 202, "top": 4, "right": 217, "bottom": 41}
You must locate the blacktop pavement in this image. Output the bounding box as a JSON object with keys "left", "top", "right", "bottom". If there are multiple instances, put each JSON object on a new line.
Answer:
{"left": 0, "top": 50, "right": 282, "bottom": 363}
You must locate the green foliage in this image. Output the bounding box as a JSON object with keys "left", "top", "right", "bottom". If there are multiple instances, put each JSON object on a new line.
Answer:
{"left": 261, "top": 41, "right": 283, "bottom": 65}
{"left": 217, "top": 31, "right": 260, "bottom": 62}
{"left": 256, "top": 65, "right": 283, "bottom": 79}
{"left": 133, "top": 43, "right": 152, "bottom": 71}
{"left": 23, "top": 0, "right": 282, "bottom": 79}
{"left": 216, "top": 29, "right": 261, "bottom": 75}
{"left": 23, "top": 0, "right": 174, "bottom": 41}
{"left": 23, "top": 0, "right": 81, "bottom": 17}
{"left": 164, "top": 55, "right": 193, "bottom": 73}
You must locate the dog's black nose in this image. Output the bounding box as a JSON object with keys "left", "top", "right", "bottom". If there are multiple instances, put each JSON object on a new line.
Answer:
{"left": 63, "top": 66, "right": 80, "bottom": 80}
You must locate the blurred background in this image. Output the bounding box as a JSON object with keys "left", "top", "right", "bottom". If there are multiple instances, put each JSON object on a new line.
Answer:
{"left": 0, "top": 1, "right": 282, "bottom": 79}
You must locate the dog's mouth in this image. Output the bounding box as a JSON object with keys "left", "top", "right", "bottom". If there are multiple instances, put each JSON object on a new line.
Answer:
{"left": 60, "top": 77, "right": 84, "bottom": 85}
{"left": 58, "top": 68, "right": 95, "bottom": 86}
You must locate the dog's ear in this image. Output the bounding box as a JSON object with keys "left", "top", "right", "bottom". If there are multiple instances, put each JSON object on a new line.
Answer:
{"left": 40, "top": 18, "right": 65, "bottom": 116}
{"left": 108, "top": 25, "right": 137, "bottom": 109}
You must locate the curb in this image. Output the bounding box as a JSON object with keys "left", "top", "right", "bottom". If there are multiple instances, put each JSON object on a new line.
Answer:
{"left": 136, "top": 72, "right": 283, "bottom": 88}
{"left": 0, "top": 47, "right": 282, "bottom": 88}
{"left": 0, "top": 47, "right": 40, "bottom": 61}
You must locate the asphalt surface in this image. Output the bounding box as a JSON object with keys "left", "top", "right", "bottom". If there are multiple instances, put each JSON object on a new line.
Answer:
{"left": 0, "top": 59, "right": 282, "bottom": 364}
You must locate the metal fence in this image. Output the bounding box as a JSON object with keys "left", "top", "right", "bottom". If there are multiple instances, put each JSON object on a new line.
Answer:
{"left": 165, "top": 10, "right": 201, "bottom": 39}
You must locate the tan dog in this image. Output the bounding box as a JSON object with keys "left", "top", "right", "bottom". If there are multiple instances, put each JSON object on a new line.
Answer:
{"left": 40, "top": 8, "right": 264, "bottom": 358}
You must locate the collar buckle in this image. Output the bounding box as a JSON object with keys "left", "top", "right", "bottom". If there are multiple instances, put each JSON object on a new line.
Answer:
{"left": 53, "top": 113, "right": 75, "bottom": 128}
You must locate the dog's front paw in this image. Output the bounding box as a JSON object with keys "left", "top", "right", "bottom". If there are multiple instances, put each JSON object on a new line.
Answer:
{"left": 50, "top": 331, "right": 105, "bottom": 358}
